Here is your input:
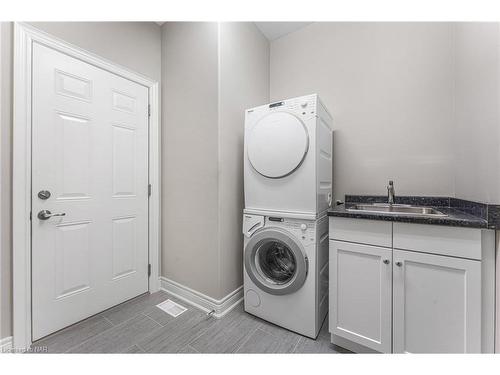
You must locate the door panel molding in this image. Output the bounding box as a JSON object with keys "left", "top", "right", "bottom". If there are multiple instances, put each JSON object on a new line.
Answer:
{"left": 13, "top": 22, "right": 160, "bottom": 348}
{"left": 329, "top": 240, "right": 392, "bottom": 353}
{"left": 392, "top": 249, "right": 481, "bottom": 353}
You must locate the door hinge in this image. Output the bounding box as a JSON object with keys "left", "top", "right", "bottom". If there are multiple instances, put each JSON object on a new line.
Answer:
{"left": 30, "top": 211, "right": 32, "bottom": 221}
{"left": 148, "top": 184, "right": 152, "bottom": 197}
{"left": 148, "top": 104, "right": 151, "bottom": 117}
{"left": 148, "top": 264, "right": 152, "bottom": 277}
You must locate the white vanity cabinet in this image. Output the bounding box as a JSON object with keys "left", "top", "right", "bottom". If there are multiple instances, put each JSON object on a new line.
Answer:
{"left": 329, "top": 217, "right": 495, "bottom": 354}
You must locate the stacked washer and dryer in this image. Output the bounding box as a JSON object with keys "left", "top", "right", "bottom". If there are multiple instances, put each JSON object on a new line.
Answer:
{"left": 242, "top": 94, "right": 333, "bottom": 339}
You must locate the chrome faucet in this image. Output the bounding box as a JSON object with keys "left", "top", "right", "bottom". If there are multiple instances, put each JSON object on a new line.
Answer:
{"left": 387, "top": 180, "right": 395, "bottom": 205}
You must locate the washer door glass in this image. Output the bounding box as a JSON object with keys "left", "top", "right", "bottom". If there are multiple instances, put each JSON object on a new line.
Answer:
{"left": 257, "top": 241, "right": 296, "bottom": 284}
{"left": 247, "top": 112, "right": 309, "bottom": 179}
{"left": 245, "top": 228, "right": 308, "bottom": 296}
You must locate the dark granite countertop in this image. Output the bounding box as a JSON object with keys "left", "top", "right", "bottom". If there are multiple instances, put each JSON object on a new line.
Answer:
{"left": 327, "top": 195, "right": 492, "bottom": 229}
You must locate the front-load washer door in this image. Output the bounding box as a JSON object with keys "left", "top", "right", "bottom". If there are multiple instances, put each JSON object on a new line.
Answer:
{"left": 247, "top": 112, "right": 309, "bottom": 179}
{"left": 245, "top": 228, "right": 308, "bottom": 295}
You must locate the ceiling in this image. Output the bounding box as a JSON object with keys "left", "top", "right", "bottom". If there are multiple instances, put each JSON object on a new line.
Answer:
{"left": 155, "top": 22, "right": 312, "bottom": 41}
{"left": 254, "top": 22, "right": 312, "bottom": 41}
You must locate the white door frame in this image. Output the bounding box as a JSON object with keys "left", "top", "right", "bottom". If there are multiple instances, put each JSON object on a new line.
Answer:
{"left": 13, "top": 22, "right": 161, "bottom": 349}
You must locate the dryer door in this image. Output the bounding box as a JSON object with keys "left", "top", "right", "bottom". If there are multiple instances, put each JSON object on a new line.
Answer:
{"left": 245, "top": 228, "right": 308, "bottom": 295}
{"left": 247, "top": 112, "right": 309, "bottom": 178}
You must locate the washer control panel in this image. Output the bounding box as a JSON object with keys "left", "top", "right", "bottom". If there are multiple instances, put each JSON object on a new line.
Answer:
{"left": 265, "top": 216, "right": 316, "bottom": 243}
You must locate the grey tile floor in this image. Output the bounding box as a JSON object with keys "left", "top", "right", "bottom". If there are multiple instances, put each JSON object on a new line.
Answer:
{"left": 31, "top": 291, "right": 351, "bottom": 354}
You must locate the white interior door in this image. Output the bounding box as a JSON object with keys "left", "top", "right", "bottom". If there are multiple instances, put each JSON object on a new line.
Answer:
{"left": 31, "top": 42, "right": 149, "bottom": 340}
{"left": 393, "top": 249, "right": 481, "bottom": 353}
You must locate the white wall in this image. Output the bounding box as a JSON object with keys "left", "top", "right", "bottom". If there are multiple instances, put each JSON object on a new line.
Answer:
{"left": 161, "top": 22, "right": 269, "bottom": 300}
{"left": 218, "top": 22, "right": 270, "bottom": 297}
{"left": 453, "top": 23, "right": 500, "bottom": 204}
{"left": 0, "top": 22, "right": 162, "bottom": 340}
{"left": 270, "top": 23, "right": 456, "bottom": 202}
{"left": 29, "top": 22, "right": 162, "bottom": 81}
{"left": 0, "top": 22, "right": 13, "bottom": 342}
{"left": 161, "top": 22, "right": 221, "bottom": 298}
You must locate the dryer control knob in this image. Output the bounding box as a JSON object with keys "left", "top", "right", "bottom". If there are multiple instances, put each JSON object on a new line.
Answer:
{"left": 300, "top": 224, "right": 307, "bottom": 231}
{"left": 301, "top": 102, "right": 308, "bottom": 108}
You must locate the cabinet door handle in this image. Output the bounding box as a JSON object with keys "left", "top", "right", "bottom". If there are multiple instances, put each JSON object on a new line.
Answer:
{"left": 396, "top": 261, "right": 403, "bottom": 267}
{"left": 383, "top": 259, "right": 390, "bottom": 265}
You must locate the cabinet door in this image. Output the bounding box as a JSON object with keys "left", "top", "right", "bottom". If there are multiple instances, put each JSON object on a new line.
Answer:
{"left": 393, "top": 249, "right": 481, "bottom": 353}
{"left": 329, "top": 240, "right": 392, "bottom": 353}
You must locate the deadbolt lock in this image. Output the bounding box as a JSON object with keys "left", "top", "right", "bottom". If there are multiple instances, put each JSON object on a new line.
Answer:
{"left": 38, "top": 190, "right": 51, "bottom": 200}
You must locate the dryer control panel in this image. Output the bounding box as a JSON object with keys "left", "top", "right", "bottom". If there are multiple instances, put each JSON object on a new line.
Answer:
{"left": 267, "top": 94, "right": 317, "bottom": 119}
{"left": 246, "top": 93, "right": 318, "bottom": 123}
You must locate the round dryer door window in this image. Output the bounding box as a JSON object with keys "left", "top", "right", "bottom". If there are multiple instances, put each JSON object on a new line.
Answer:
{"left": 247, "top": 112, "right": 309, "bottom": 178}
{"left": 245, "top": 228, "right": 308, "bottom": 295}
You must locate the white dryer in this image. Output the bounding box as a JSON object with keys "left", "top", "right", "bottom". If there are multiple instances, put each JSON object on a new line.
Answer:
{"left": 242, "top": 212, "right": 329, "bottom": 338}
{"left": 244, "top": 94, "right": 333, "bottom": 216}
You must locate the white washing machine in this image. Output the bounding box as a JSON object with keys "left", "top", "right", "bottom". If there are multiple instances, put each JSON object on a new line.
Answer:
{"left": 242, "top": 212, "right": 329, "bottom": 338}
{"left": 244, "top": 94, "right": 333, "bottom": 216}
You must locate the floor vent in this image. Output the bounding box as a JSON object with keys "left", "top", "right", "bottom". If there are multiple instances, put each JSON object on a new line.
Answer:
{"left": 156, "top": 299, "right": 187, "bottom": 317}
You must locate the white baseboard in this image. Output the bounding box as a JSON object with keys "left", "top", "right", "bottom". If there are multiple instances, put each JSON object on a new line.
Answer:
{"left": 159, "top": 277, "right": 243, "bottom": 318}
{"left": 0, "top": 336, "right": 13, "bottom": 353}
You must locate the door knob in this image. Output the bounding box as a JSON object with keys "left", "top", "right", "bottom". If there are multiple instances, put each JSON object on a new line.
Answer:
{"left": 396, "top": 261, "right": 403, "bottom": 267}
{"left": 38, "top": 210, "right": 66, "bottom": 220}
{"left": 383, "top": 259, "right": 390, "bottom": 264}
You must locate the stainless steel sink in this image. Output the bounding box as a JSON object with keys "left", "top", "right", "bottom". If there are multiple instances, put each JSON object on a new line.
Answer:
{"left": 346, "top": 203, "right": 448, "bottom": 217}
